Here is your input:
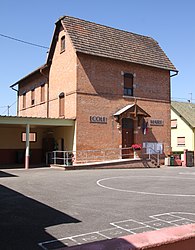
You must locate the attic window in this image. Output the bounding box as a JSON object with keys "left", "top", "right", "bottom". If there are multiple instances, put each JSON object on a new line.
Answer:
{"left": 61, "top": 35, "right": 65, "bottom": 52}
{"left": 171, "top": 119, "right": 177, "bottom": 128}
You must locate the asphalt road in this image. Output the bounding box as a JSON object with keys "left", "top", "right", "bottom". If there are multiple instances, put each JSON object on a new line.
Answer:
{"left": 1, "top": 166, "right": 195, "bottom": 249}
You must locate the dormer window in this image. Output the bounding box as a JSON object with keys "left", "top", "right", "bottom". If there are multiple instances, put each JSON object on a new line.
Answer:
{"left": 61, "top": 35, "right": 65, "bottom": 52}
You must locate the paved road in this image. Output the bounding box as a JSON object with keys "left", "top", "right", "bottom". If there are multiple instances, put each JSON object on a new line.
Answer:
{"left": 1, "top": 166, "right": 195, "bottom": 249}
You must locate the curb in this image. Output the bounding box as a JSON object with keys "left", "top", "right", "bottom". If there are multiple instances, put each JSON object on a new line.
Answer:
{"left": 60, "top": 224, "right": 195, "bottom": 250}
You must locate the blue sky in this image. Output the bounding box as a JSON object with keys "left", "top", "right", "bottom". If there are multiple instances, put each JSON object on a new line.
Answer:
{"left": 1, "top": 0, "right": 195, "bottom": 115}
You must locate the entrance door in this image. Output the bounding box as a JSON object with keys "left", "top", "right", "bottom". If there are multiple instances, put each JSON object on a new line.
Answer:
{"left": 122, "top": 118, "right": 134, "bottom": 158}
{"left": 42, "top": 137, "right": 55, "bottom": 163}
{"left": 186, "top": 151, "right": 194, "bottom": 167}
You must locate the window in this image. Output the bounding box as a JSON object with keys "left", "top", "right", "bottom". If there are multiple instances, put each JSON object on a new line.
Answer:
{"left": 22, "top": 93, "right": 26, "bottom": 109}
{"left": 59, "top": 92, "right": 65, "bottom": 117}
{"left": 31, "top": 89, "right": 35, "bottom": 106}
{"left": 171, "top": 119, "right": 177, "bottom": 128}
{"left": 177, "top": 137, "right": 185, "bottom": 146}
{"left": 40, "top": 84, "right": 45, "bottom": 102}
{"left": 22, "top": 132, "right": 37, "bottom": 142}
{"left": 124, "top": 73, "right": 133, "bottom": 96}
{"left": 61, "top": 35, "right": 65, "bottom": 52}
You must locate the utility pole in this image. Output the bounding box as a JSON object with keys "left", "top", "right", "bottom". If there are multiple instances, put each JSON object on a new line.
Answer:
{"left": 7, "top": 105, "right": 10, "bottom": 116}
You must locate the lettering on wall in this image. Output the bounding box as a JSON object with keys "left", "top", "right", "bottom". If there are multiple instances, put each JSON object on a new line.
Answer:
{"left": 90, "top": 116, "right": 107, "bottom": 124}
{"left": 150, "top": 119, "right": 164, "bottom": 126}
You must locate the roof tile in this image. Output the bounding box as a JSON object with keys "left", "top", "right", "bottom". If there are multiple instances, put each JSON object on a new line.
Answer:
{"left": 62, "top": 16, "right": 177, "bottom": 71}
{"left": 171, "top": 101, "right": 195, "bottom": 128}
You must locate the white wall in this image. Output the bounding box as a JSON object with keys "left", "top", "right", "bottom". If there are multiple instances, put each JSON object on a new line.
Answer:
{"left": 171, "top": 109, "right": 194, "bottom": 152}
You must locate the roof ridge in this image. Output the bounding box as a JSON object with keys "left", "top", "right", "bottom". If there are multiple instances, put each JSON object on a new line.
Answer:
{"left": 172, "top": 101, "right": 195, "bottom": 105}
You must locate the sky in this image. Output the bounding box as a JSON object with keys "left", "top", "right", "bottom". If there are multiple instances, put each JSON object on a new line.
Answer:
{"left": 0, "top": 0, "right": 195, "bottom": 115}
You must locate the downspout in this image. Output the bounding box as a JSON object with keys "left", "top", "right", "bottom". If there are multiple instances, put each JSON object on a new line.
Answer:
{"left": 40, "top": 65, "right": 49, "bottom": 118}
{"left": 10, "top": 86, "right": 19, "bottom": 116}
{"left": 25, "top": 123, "right": 30, "bottom": 169}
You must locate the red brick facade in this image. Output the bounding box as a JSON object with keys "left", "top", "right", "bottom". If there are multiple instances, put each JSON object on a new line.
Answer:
{"left": 76, "top": 53, "right": 171, "bottom": 154}
{"left": 14, "top": 16, "right": 177, "bottom": 158}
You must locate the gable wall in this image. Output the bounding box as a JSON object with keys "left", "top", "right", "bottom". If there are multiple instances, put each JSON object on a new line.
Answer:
{"left": 48, "top": 26, "right": 77, "bottom": 119}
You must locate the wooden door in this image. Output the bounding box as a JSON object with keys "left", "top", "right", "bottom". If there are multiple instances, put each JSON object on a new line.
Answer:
{"left": 122, "top": 118, "right": 134, "bottom": 158}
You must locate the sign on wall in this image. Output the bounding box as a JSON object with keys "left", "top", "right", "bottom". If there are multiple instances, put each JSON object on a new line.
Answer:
{"left": 90, "top": 116, "right": 107, "bottom": 124}
{"left": 150, "top": 119, "right": 164, "bottom": 126}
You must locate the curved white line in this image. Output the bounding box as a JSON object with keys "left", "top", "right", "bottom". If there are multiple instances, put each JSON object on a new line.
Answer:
{"left": 96, "top": 176, "right": 195, "bottom": 197}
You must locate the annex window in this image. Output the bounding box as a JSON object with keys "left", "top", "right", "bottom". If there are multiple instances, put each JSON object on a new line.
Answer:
{"left": 171, "top": 119, "right": 177, "bottom": 128}
{"left": 61, "top": 35, "right": 65, "bottom": 52}
{"left": 124, "top": 73, "right": 133, "bottom": 96}
{"left": 22, "top": 132, "right": 37, "bottom": 142}
{"left": 59, "top": 92, "right": 65, "bottom": 117}
{"left": 22, "top": 93, "right": 26, "bottom": 109}
{"left": 31, "top": 89, "right": 35, "bottom": 106}
{"left": 177, "top": 137, "right": 185, "bottom": 146}
{"left": 40, "top": 84, "right": 45, "bottom": 103}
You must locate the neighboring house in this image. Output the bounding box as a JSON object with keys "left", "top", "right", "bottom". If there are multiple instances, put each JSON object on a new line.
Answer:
{"left": 171, "top": 101, "right": 195, "bottom": 153}
{"left": 8, "top": 15, "right": 177, "bottom": 166}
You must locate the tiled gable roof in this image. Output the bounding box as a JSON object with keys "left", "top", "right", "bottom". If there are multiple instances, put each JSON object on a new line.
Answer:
{"left": 171, "top": 101, "right": 195, "bottom": 128}
{"left": 61, "top": 16, "right": 177, "bottom": 72}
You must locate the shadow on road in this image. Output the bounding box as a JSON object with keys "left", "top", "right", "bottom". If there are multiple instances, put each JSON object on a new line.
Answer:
{"left": 0, "top": 185, "right": 81, "bottom": 249}
{"left": 0, "top": 170, "right": 18, "bottom": 178}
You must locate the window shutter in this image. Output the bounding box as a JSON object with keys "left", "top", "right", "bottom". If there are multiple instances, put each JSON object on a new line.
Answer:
{"left": 124, "top": 73, "right": 133, "bottom": 88}
{"left": 171, "top": 119, "right": 177, "bottom": 128}
{"left": 177, "top": 137, "right": 185, "bottom": 146}
{"left": 59, "top": 92, "right": 65, "bottom": 117}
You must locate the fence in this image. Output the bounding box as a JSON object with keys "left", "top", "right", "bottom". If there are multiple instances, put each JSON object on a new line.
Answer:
{"left": 46, "top": 146, "right": 161, "bottom": 166}
{"left": 142, "top": 147, "right": 160, "bottom": 167}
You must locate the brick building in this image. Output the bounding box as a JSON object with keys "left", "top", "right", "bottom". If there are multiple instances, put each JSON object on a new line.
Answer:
{"left": 10, "top": 16, "right": 178, "bottom": 165}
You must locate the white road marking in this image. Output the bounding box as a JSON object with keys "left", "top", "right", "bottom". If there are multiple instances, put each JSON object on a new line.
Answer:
{"left": 96, "top": 176, "right": 195, "bottom": 197}
{"left": 179, "top": 172, "right": 195, "bottom": 175}
{"left": 39, "top": 212, "right": 195, "bottom": 249}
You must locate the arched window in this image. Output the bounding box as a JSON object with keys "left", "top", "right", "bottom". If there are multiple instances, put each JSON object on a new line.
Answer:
{"left": 59, "top": 92, "right": 65, "bottom": 117}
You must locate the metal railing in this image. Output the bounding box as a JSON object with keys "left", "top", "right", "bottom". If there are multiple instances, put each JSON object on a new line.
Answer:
{"left": 142, "top": 147, "right": 160, "bottom": 167}
{"left": 46, "top": 147, "right": 133, "bottom": 166}
{"left": 46, "top": 146, "right": 161, "bottom": 166}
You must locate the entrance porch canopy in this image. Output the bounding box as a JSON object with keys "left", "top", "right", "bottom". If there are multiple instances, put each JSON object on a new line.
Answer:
{"left": 0, "top": 115, "right": 74, "bottom": 126}
{"left": 114, "top": 104, "right": 150, "bottom": 119}
{"left": 0, "top": 115, "right": 74, "bottom": 169}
